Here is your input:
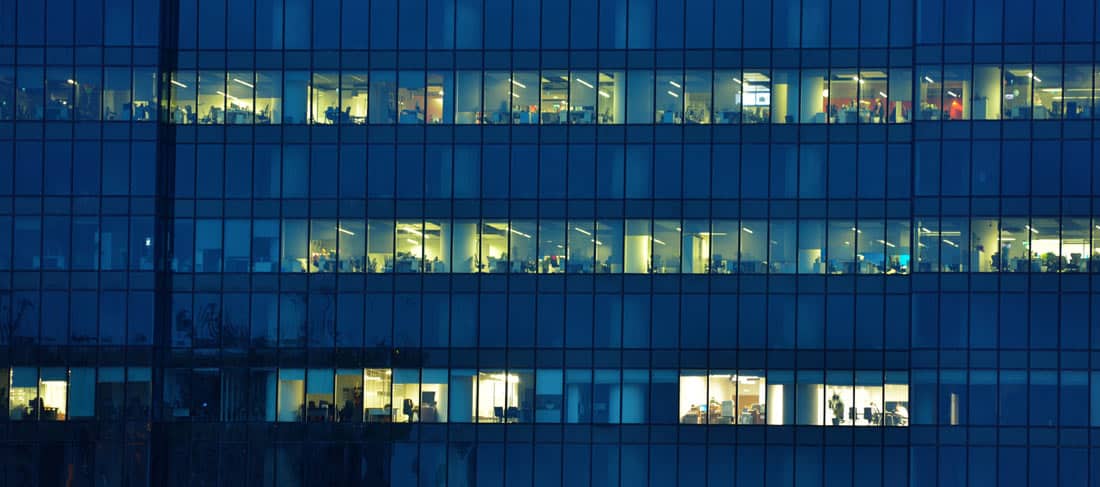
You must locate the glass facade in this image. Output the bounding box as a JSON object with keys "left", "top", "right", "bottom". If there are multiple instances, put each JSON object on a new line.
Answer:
{"left": 1, "top": 0, "right": 1100, "bottom": 485}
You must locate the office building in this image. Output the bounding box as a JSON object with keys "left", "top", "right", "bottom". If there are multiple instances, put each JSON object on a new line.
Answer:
{"left": 0, "top": 0, "right": 1096, "bottom": 484}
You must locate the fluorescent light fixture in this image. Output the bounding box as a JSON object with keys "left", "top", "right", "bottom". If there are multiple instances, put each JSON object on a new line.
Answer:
{"left": 406, "top": 239, "right": 418, "bottom": 245}
{"left": 401, "top": 225, "right": 423, "bottom": 236}
{"left": 741, "top": 227, "right": 754, "bottom": 234}
{"left": 923, "top": 76, "right": 935, "bottom": 84}
{"left": 511, "top": 93, "right": 520, "bottom": 98}
{"left": 850, "top": 227, "right": 862, "bottom": 233}
{"left": 575, "top": 78, "right": 594, "bottom": 89}
{"left": 942, "top": 239, "right": 958, "bottom": 247}
{"left": 170, "top": 80, "right": 189, "bottom": 89}
{"left": 879, "top": 91, "right": 888, "bottom": 98}
{"left": 232, "top": 78, "right": 254, "bottom": 88}
{"left": 336, "top": 226, "right": 355, "bottom": 236}
{"left": 598, "top": 90, "right": 611, "bottom": 98}
{"left": 508, "top": 78, "right": 527, "bottom": 89}
{"left": 66, "top": 79, "right": 77, "bottom": 85}
{"left": 573, "top": 227, "right": 592, "bottom": 236}
{"left": 1025, "top": 225, "right": 1039, "bottom": 234}
{"left": 667, "top": 90, "right": 679, "bottom": 98}
{"left": 946, "top": 90, "right": 959, "bottom": 98}
{"left": 652, "top": 238, "right": 666, "bottom": 246}
{"left": 508, "top": 228, "right": 532, "bottom": 239}
{"left": 1027, "top": 72, "right": 1042, "bottom": 83}
{"left": 732, "top": 77, "right": 742, "bottom": 84}
{"left": 668, "top": 80, "right": 681, "bottom": 88}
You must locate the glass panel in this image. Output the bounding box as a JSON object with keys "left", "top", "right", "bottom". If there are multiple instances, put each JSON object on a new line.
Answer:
{"left": 597, "top": 70, "right": 624, "bottom": 124}
{"left": 714, "top": 70, "right": 743, "bottom": 124}
{"left": 103, "top": 67, "right": 130, "bottom": 121}
{"left": 509, "top": 220, "right": 537, "bottom": 273}
{"left": 426, "top": 71, "right": 452, "bottom": 124}
{"left": 1030, "top": 217, "right": 1062, "bottom": 272}
{"left": 1032, "top": 64, "right": 1062, "bottom": 119}
{"left": 538, "top": 220, "right": 566, "bottom": 273}
{"left": 769, "top": 220, "right": 797, "bottom": 273}
{"left": 567, "top": 70, "right": 597, "bottom": 124}
{"left": 395, "top": 220, "right": 424, "bottom": 273}
{"left": 738, "top": 371, "right": 766, "bottom": 424}
{"left": 283, "top": 71, "right": 309, "bottom": 124}
{"left": 886, "top": 220, "right": 911, "bottom": 274}
{"left": 854, "top": 371, "right": 885, "bottom": 426}
{"left": 711, "top": 220, "right": 739, "bottom": 274}
{"left": 857, "top": 219, "right": 886, "bottom": 274}
{"left": 364, "top": 369, "right": 393, "bottom": 423}
{"left": 798, "top": 220, "right": 825, "bottom": 274}
{"left": 281, "top": 219, "right": 308, "bottom": 272}
{"left": 225, "top": 71, "right": 254, "bottom": 124}
{"left": 393, "top": 369, "right": 420, "bottom": 423}
{"left": 1063, "top": 64, "right": 1093, "bottom": 119}
{"left": 972, "top": 65, "right": 1002, "bottom": 120}
{"left": 45, "top": 67, "right": 73, "bottom": 121}
{"left": 827, "top": 220, "right": 856, "bottom": 274}
{"left": 859, "top": 69, "right": 889, "bottom": 123}
{"left": 568, "top": 219, "right": 596, "bottom": 273}
{"left": 770, "top": 69, "right": 799, "bottom": 124}
{"left": 455, "top": 71, "right": 482, "bottom": 124}
{"left": 511, "top": 71, "right": 539, "bottom": 124}
{"left": 707, "top": 372, "right": 738, "bottom": 424}
{"left": 334, "top": 369, "right": 363, "bottom": 422}
{"left": 943, "top": 65, "right": 971, "bottom": 120}
{"left": 197, "top": 70, "right": 226, "bottom": 124}
{"left": 971, "top": 218, "right": 1001, "bottom": 272}
{"left": 1000, "top": 217, "right": 1031, "bottom": 272}
{"left": 623, "top": 219, "right": 651, "bottom": 274}
{"left": 336, "top": 71, "right": 367, "bottom": 123}
{"left": 888, "top": 68, "right": 913, "bottom": 122}
{"left": 916, "top": 67, "right": 943, "bottom": 120}
{"left": 681, "top": 220, "right": 711, "bottom": 274}
{"left": 74, "top": 67, "right": 101, "bottom": 121}
{"left": 449, "top": 369, "right": 477, "bottom": 423}
{"left": 480, "top": 221, "right": 510, "bottom": 273}
{"left": 652, "top": 220, "right": 680, "bottom": 273}
{"left": 398, "top": 71, "right": 426, "bottom": 124}
{"left": 0, "top": 67, "right": 12, "bottom": 120}
{"left": 420, "top": 369, "right": 448, "bottom": 423}
{"left": 825, "top": 372, "right": 852, "bottom": 426}
{"left": 539, "top": 70, "right": 567, "bottom": 123}
{"left": 799, "top": 69, "right": 828, "bottom": 123}
{"left": 277, "top": 369, "right": 305, "bottom": 422}
{"left": 655, "top": 70, "right": 683, "bottom": 124}
{"left": 305, "top": 369, "right": 334, "bottom": 422}
{"left": 884, "top": 371, "right": 909, "bottom": 426}
{"left": 311, "top": 71, "right": 340, "bottom": 124}
{"left": 1003, "top": 65, "right": 1033, "bottom": 120}
{"left": 337, "top": 220, "right": 366, "bottom": 272}
{"left": 309, "top": 219, "right": 337, "bottom": 273}
{"left": 9, "top": 368, "right": 38, "bottom": 420}
{"left": 739, "top": 220, "right": 767, "bottom": 274}
{"left": 829, "top": 70, "right": 859, "bottom": 123}
{"left": 69, "top": 368, "right": 95, "bottom": 419}
{"left": 684, "top": 70, "right": 712, "bottom": 124}
{"left": 15, "top": 66, "right": 43, "bottom": 120}
{"left": 679, "top": 371, "right": 707, "bottom": 424}
{"left": 595, "top": 219, "right": 624, "bottom": 274}
{"left": 367, "top": 219, "right": 395, "bottom": 273}
{"left": 534, "top": 369, "right": 562, "bottom": 423}
{"left": 256, "top": 71, "right": 281, "bottom": 124}
{"left": 1062, "top": 218, "right": 1090, "bottom": 272}
{"left": 741, "top": 70, "right": 770, "bottom": 123}
{"left": 483, "top": 71, "right": 511, "bottom": 124}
